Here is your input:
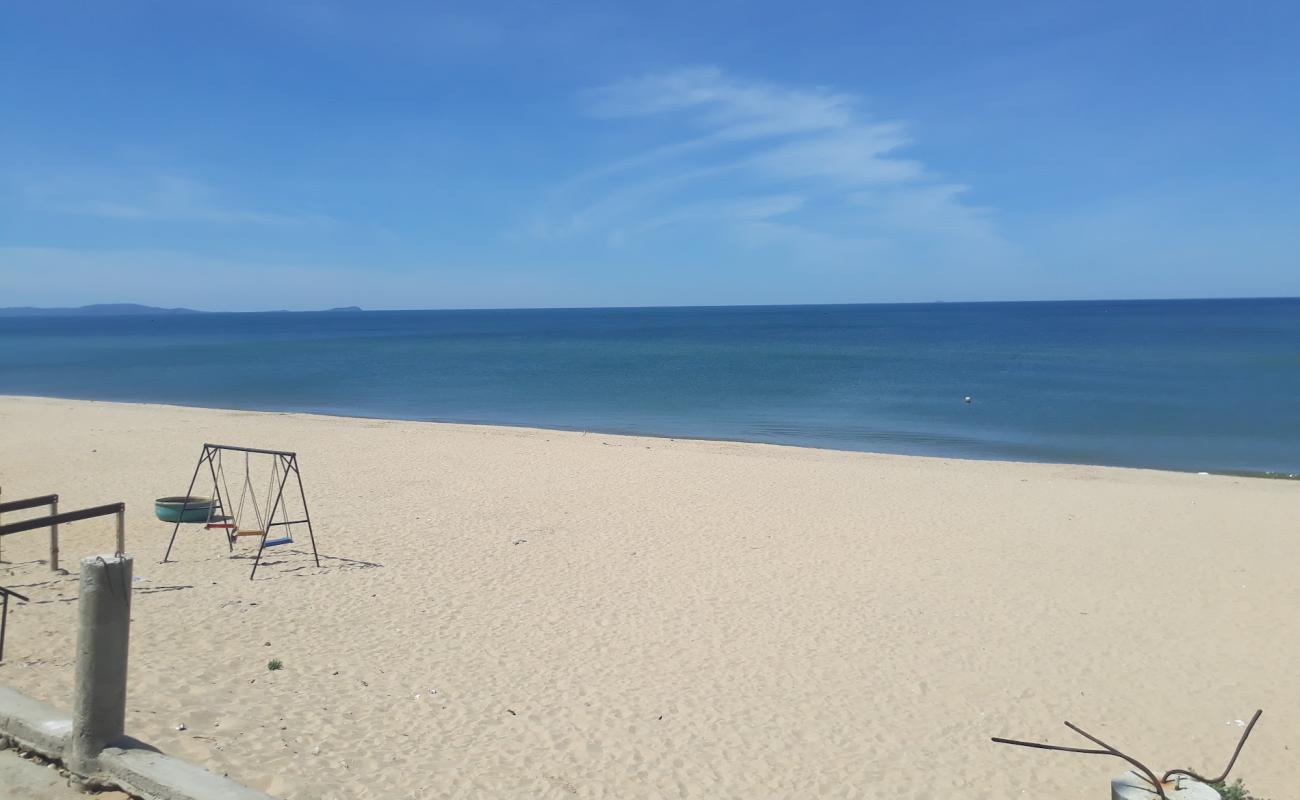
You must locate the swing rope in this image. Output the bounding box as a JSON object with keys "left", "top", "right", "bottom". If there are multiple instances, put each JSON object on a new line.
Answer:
{"left": 261, "top": 458, "right": 294, "bottom": 547}
{"left": 216, "top": 449, "right": 238, "bottom": 524}
{"left": 263, "top": 457, "right": 280, "bottom": 526}
{"left": 222, "top": 453, "right": 286, "bottom": 539}
{"left": 235, "top": 452, "right": 265, "bottom": 534}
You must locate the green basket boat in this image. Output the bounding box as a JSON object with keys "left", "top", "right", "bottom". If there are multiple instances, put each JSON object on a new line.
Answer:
{"left": 154, "top": 496, "right": 214, "bottom": 523}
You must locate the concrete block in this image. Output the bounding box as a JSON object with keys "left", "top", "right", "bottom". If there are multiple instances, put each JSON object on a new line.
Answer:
{"left": 1113, "top": 771, "right": 1220, "bottom": 800}
{"left": 101, "top": 746, "right": 276, "bottom": 800}
{"left": 0, "top": 685, "right": 72, "bottom": 757}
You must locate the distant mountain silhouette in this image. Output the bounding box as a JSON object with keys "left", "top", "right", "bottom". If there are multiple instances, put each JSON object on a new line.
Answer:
{"left": 0, "top": 303, "right": 202, "bottom": 317}
{"left": 0, "top": 304, "right": 368, "bottom": 316}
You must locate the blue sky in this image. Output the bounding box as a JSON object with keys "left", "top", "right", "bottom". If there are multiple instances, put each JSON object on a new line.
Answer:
{"left": 2, "top": 1, "right": 1298, "bottom": 310}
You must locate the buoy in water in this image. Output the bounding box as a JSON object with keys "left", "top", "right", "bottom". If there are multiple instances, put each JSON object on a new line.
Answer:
{"left": 964, "top": 396, "right": 972, "bottom": 404}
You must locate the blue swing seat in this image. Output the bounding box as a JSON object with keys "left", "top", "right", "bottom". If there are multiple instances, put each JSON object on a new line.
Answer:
{"left": 262, "top": 537, "right": 293, "bottom": 548}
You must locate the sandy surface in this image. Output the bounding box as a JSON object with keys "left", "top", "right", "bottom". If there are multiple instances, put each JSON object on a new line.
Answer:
{"left": 0, "top": 747, "right": 131, "bottom": 800}
{"left": 0, "top": 395, "right": 1296, "bottom": 799}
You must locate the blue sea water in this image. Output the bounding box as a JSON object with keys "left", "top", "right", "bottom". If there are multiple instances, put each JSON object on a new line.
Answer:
{"left": 1, "top": 299, "right": 1297, "bottom": 475}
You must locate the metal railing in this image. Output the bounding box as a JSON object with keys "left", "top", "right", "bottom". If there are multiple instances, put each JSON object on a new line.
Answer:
{"left": 0, "top": 493, "right": 60, "bottom": 570}
{"left": 0, "top": 499, "right": 125, "bottom": 564}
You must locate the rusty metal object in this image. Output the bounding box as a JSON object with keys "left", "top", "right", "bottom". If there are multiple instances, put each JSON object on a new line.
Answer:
{"left": 1064, "top": 722, "right": 1167, "bottom": 799}
{"left": 993, "top": 723, "right": 1168, "bottom": 800}
{"left": 1162, "top": 709, "right": 1263, "bottom": 786}
{"left": 992, "top": 710, "right": 1264, "bottom": 800}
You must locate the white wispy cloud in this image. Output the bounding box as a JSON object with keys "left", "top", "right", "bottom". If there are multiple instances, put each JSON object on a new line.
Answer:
{"left": 28, "top": 174, "right": 330, "bottom": 228}
{"left": 540, "top": 67, "right": 998, "bottom": 260}
{"left": 583, "top": 67, "right": 856, "bottom": 138}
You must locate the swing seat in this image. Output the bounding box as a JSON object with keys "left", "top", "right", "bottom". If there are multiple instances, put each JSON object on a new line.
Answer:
{"left": 262, "top": 537, "right": 293, "bottom": 548}
{"left": 205, "top": 522, "right": 235, "bottom": 530}
{"left": 233, "top": 530, "right": 264, "bottom": 537}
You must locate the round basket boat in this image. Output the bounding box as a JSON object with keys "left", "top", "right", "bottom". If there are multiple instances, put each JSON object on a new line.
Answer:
{"left": 154, "top": 496, "right": 214, "bottom": 523}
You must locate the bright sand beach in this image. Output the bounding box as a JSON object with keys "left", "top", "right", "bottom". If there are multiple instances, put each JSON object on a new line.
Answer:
{"left": 1, "top": 395, "right": 1297, "bottom": 799}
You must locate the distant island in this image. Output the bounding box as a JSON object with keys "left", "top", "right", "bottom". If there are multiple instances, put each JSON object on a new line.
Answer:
{"left": 0, "top": 304, "right": 364, "bottom": 317}
{"left": 0, "top": 303, "right": 201, "bottom": 317}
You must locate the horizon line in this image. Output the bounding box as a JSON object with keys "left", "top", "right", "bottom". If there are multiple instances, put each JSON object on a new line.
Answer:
{"left": 3, "top": 295, "right": 1299, "bottom": 316}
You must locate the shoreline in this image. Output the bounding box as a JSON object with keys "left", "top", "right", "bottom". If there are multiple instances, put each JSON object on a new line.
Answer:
{"left": 2, "top": 395, "right": 1298, "bottom": 798}
{"left": 3, "top": 393, "right": 1295, "bottom": 481}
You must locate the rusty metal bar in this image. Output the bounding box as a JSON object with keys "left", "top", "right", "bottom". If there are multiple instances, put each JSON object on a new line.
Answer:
{"left": 993, "top": 721, "right": 1169, "bottom": 800}
{"left": 249, "top": 460, "right": 294, "bottom": 580}
{"left": 0, "top": 494, "right": 59, "bottom": 513}
{"left": 0, "top": 495, "right": 66, "bottom": 570}
{"left": 1064, "top": 722, "right": 1167, "bottom": 800}
{"left": 996, "top": 710, "right": 1266, "bottom": 800}
{"left": 1162, "top": 709, "right": 1263, "bottom": 786}
{"left": 990, "top": 737, "right": 1109, "bottom": 756}
{"left": 290, "top": 455, "right": 321, "bottom": 569}
{"left": 49, "top": 497, "right": 60, "bottom": 572}
{"left": 0, "top": 503, "right": 126, "bottom": 536}
{"left": 162, "top": 447, "right": 209, "bottom": 562}
{"left": 0, "top": 586, "right": 30, "bottom": 663}
{"left": 203, "top": 442, "right": 296, "bottom": 458}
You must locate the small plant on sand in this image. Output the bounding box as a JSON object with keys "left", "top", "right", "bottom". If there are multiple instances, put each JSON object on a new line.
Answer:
{"left": 1213, "top": 778, "right": 1267, "bottom": 800}
{"left": 267, "top": 659, "right": 283, "bottom": 671}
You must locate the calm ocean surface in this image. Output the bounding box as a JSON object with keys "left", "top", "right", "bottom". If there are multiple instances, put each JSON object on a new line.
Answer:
{"left": 1, "top": 299, "right": 1297, "bottom": 475}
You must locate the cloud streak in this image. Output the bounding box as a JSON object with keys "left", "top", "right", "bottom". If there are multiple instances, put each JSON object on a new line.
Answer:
{"left": 541, "top": 67, "right": 999, "bottom": 261}
{"left": 28, "top": 174, "right": 331, "bottom": 228}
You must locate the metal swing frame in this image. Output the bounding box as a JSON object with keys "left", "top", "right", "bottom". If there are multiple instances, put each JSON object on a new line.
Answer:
{"left": 161, "top": 443, "right": 320, "bottom": 580}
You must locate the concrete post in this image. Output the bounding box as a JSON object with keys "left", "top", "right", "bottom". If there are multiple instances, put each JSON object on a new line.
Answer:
{"left": 69, "top": 554, "right": 132, "bottom": 777}
{"left": 1112, "top": 772, "right": 1220, "bottom": 800}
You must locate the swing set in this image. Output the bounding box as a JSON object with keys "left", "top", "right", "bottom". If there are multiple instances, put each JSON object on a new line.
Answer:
{"left": 161, "top": 443, "right": 320, "bottom": 579}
